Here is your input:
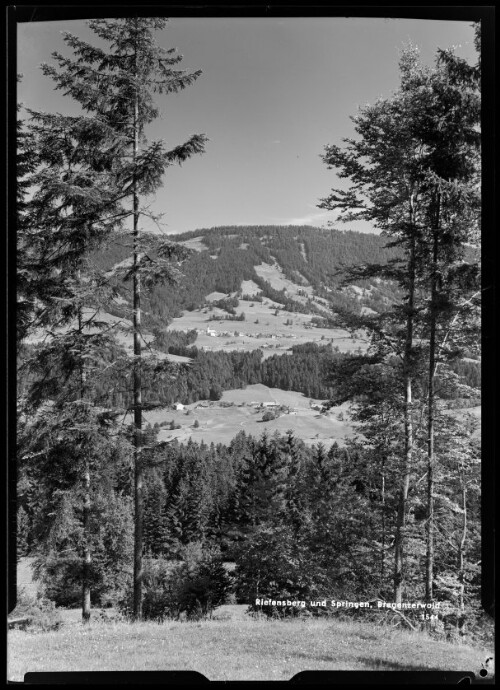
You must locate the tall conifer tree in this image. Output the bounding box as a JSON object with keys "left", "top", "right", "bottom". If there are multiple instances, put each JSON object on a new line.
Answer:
{"left": 22, "top": 17, "right": 207, "bottom": 619}
{"left": 18, "top": 92, "right": 133, "bottom": 621}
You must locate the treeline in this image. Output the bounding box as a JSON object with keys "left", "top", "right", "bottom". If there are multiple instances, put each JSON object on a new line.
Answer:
{"left": 19, "top": 426, "right": 481, "bottom": 630}
{"left": 142, "top": 432, "right": 377, "bottom": 562}
{"left": 19, "top": 338, "right": 480, "bottom": 412}
{"left": 447, "top": 358, "right": 481, "bottom": 392}
{"left": 175, "top": 224, "right": 401, "bottom": 289}
{"left": 88, "top": 345, "right": 341, "bottom": 408}
{"left": 151, "top": 328, "right": 198, "bottom": 354}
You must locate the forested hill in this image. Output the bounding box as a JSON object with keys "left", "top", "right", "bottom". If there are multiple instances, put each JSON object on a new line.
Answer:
{"left": 175, "top": 225, "right": 396, "bottom": 287}
{"left": 91, "top": 225, "right": 402, "bottom": 326}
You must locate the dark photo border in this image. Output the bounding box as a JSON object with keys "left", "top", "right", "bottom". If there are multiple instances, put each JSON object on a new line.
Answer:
{"left": 5, "top": 3, "right": 495, "bottom": 685}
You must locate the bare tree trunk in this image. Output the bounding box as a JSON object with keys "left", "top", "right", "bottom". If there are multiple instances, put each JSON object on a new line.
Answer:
{"left": 394, "top": 204, "right": 416, "bottom": 604}
{"left": 132, "top": 22, "right": 143, "bottom": 621}
{"left": 425, "top": 195, "right": 440, "bottom": 603}
{"left": 458, "top": 481, "right": 467, "bottom": 611}
{"left": 78, "top": 302, "right": 91, "bottom": 623}
{"left": 393, "top": 380, "right": 412, "bottom": 604}
{"left": 82, "top": 455, "right": 91, "bottom": 622}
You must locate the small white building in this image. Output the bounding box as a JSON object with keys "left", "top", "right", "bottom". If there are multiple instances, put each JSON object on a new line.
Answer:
{"left": 174, "top": 403, "right": 185, "bottom": 411}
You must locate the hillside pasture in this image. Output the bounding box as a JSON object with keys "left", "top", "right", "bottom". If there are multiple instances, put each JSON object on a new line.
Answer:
{"left": 220, "top": 383, "right": 298, "bottom": 404}
{"left": 204, "top": 291, "right": 231, "bottom": 302}
{"left": 254, "top": 261, "right": 314, "bottom": 302}
{"left": 166, "top": 298, "right": 367, "bottom": 358}
{"left": 177, "top": 236, "right": 208, "bottom": 252}
{"left": 8, "top": 607, "right": 491, "bottom": 681}
{"left": 240, "top": 279, "right": 262, "bottom": 296}
{"left": 141, "top": 385, "right": 355, "bottom": 446}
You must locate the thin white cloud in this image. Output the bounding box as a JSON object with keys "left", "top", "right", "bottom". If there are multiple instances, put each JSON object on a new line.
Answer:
{"left": 271, "top": 210, "right": 332, "bottom": 226}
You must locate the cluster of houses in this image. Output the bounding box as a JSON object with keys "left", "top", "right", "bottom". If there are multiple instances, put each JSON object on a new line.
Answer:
{"left": 249, "top": 401, "right": 280, "bottom": 409}
{"left": 199, "top": 327, "right": 298, "bottom": 341}
{"left": 203, "top": 327, "right": 243, "bottom": 338}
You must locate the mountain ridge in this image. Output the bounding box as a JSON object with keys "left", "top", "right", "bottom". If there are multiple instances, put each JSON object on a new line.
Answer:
{"left": 92, "top": 224, "right": 402, "bottom": 329}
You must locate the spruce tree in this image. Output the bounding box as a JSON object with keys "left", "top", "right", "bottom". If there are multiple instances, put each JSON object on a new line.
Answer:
{"left": 40, "top": 17, "right": 207, "bottom": 618}
{"left": 18, "top": 101, "right": 132, "bottom": 620}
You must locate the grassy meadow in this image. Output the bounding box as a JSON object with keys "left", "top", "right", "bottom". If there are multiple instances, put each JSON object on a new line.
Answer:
{"left": 8, "top": 605, "right": 492, "bottom": 682}
{"left": 166, "top": 290, "right": 367, "bottom": 358}
{"left": 142, "top": 385, "right": 355, "bottom": 447}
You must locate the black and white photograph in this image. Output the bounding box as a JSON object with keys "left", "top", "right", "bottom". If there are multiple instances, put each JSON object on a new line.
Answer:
{"left": 8, "top": 6, "right": 494, "bottom": 682}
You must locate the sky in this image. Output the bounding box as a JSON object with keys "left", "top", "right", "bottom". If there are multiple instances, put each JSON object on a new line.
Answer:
{"left": 17, "top": 16, "right": 478, "bottom": 236}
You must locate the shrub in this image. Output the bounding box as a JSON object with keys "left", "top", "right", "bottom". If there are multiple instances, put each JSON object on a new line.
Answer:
{"left": 33, "top": 553, "right": 83, "bottom": 607}
{"left": 10, "top": 588, "right": 63, "bottom": 632}
{"left": 463, "top": 609, "right": 495, "bottom": 647}
{"left": 170, "top": 545, "right": 233, "bottom": 620}
{"left": 119, "top": 544, "right": 233, "bottom": 622}
{"left": 118, "top": 557, "right": 174, "bottom": 620}
{"left": 234, "top": 524, "right": 316, "bottom": 617}
{"left": 262, "top": 409, "right": 277, "bottom": 422}
{"left": 32, "top": 495, "right": 133, "bottom": 609}
{"left": 94, "top": 608, "right": 126, "bottom": 624}
{"left": 209, "top": 385, "right": 222, "bottom": 401}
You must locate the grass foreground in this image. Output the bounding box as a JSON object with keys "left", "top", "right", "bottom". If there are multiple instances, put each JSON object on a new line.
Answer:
{"left": 8, "top": 605, "right": 492, "bottom": 681}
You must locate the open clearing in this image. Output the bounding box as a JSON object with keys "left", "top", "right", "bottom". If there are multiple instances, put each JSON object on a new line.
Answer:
{"left": 138, "top": 386, "right": 480, "bottom": 448}
{"left": 8, "top": 606, "right": 491, "bottom": 681}
{"left": 166, "top": 297, "right": 367, "bottom": 359}
{"left": 26, "top": 264, "right": 368, "bottom": 364}
{"left": 240, "top": 279, "right": 262, "bottom": 296}
{"left": 141, "top": 385, "right": 355, "bottom": 446}
{"left": 254, "top": 261, "right": 313, "bottom": 302}
{"left": 177, "top": 236, "right": 208, "bottom": 252}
